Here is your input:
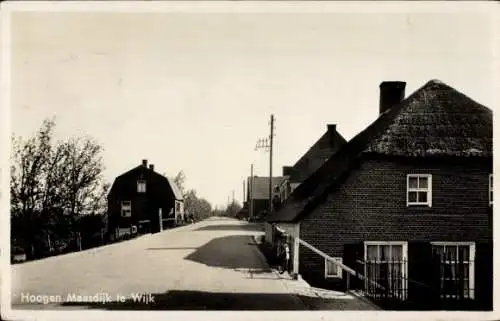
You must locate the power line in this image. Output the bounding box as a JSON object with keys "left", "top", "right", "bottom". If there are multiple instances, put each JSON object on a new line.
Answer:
{"left": 250, "top": 164, "right": 254, "bottom": 219}
{"left": 254, "top": 114, "right": 275, "bottom": 215}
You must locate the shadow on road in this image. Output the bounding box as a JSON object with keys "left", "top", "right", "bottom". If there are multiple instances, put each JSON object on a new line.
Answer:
{"left": 184, "top": 235, "right": 265, "bottom": 270}
{"left": 194, "top": 224, "right": 264, "bottom": 232}
{"left": 146, "top": 247, "right": 198, "bottom": 251}
{"left": 57, "top": 290, "right": 305, "bottom": 310}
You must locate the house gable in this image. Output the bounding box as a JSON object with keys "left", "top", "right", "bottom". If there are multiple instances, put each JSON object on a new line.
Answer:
{"left": 106, "top": 161, "right": 184, "bottom": 233}
{"left": 108, "top": 165, "right": 183, "bottom": 202}
{"left": 247, "top": 176, "right": 288, "bottom": 201}
{"left": 288, "top": 125, "right": 347, "bottom": 183}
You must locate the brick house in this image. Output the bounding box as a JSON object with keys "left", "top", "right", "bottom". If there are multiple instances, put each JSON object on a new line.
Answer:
{"left": 107, "top": 159, "right": 185, "bottom": 239}
{"left": 267, "top": 80, "right": 493, "bottom": 310}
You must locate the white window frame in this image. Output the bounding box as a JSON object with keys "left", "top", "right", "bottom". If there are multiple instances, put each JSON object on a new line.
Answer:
{"left": 407, "top": 174, "right": 432, "bottom": 207}
{"left": 431, "top": 242, "right": 475, "bottom": 300}
{"left": 364, "top": 241, "right": 408, "bottom": 300}
{"left": 121, "top": 201, "right": 132, "bottom": 217}
{"left": 175, "top": 201, "right": 181, "bottom": 214}
{"left": 324, "top": 257, "right": 343, "bottom": 279}
{"left": 489, "top": 174, "right": 493, "bottom": 206}
{"left": 137, "top": 180, "right": 146, "bottom": 193}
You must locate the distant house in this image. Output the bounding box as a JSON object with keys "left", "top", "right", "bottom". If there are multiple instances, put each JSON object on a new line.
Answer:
{"left": 267, "top": 80, "right": 493, "bottom": 310}
{"left": 246, "top": 176, "right": 288, "bottom": 220}
{"left": 264, "top": 124, "right": 346, "bottom": 243}
{"left": 280, "top": 124, "right": 346, "bottom": 199}
{"left": 107, "top": 159, "right": 185, "bottom": 239}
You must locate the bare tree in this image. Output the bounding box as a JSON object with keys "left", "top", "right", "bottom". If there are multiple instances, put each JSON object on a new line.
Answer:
{"left": 59, "top": 136, "right": 106, "bottom": 216}
{"left": 11, "top": 119, "right": 108, "bottom": 258}
{"left": 54, "top": 136, "right": 107, "bottom": 246}
{"left": 11, "top": 119, "right": 55, "bottom": 258}
{"left": 174, "top": 170, "right": 213, "bottom": 221}
{"left": 174, "top": 170, "right": 186, "bottom": 196}
{"left": 196, "top": 198, "right": 213, "bottom": 219}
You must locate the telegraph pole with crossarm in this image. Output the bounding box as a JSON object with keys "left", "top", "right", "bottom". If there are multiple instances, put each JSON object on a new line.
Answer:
{"left": 255, "top": 114, "right": 275, "bottom": 215}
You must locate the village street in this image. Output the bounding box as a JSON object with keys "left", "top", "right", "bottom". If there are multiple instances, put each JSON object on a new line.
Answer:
{"left": 11, "top": 217, "right": 376, "bottom": 310}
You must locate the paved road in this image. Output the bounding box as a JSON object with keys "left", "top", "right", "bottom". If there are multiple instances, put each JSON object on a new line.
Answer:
{"left": 11, "top": 217, "right": 306, "bottom": 310}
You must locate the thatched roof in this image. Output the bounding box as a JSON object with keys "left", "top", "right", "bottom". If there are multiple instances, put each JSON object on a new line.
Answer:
{"left": 288, "top": 125, "right": 346, "bottom": 183}
{"left": 267, "top": 79, "right": 492, "bottom": 223}
{"left": 365, "top": 79, "right": 492, "bottom": 157}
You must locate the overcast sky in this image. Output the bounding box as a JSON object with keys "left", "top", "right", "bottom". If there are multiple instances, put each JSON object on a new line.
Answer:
{"left": 9, "top": 5, "right": 496, "bottom": 208}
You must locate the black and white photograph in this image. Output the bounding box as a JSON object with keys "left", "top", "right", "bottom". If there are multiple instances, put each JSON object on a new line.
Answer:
{"left": 0, "top": 1, "right": 497, "bottom": 320}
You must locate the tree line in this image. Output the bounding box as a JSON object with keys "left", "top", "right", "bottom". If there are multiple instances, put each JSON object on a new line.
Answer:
{"left": 172, "top": 170, "right": 242, "bottom": 221}
{"left": 11, "top": 118, "right": 108, "bottom": 259}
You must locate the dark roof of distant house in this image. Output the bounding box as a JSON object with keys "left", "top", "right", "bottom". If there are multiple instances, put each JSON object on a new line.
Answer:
{"left": 108, "top": 165, "right": 184, "bottom": 201}
{"left": 248, "top": 176, "right": 288, "bottom": 200}
{"left": 267, "top": 79, "right": 492, "bottom": 223}
{"left": 108, "top": 165, "right": 141, "bottom": 196}
{"left": 166, "top": 177, "right": 184, "bottom": 200}
{"left": 289, "top": 127, "right": 347, "bottom": 183}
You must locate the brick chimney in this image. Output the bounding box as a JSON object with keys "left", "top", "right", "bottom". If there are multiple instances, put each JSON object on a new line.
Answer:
{"left": 379, "top": 81, "right": 406, "bottom": 114}
{"left": 327, "top": 124, "right": 337, "bottom": 148}
{"left": 149, "top": 164, "right": 154, "bottom": 171}
{"left": 142, "top": 159, "right": 148, "bottom": 167}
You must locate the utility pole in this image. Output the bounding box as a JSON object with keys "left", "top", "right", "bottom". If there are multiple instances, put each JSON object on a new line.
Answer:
{"left": 269, "top": 114, "right": 274, "bottom": 214}
{"left": 232, "top": 189, "right": 235, "bottom": 204}
{"left": 255, "top": 114, "right": 275, "bottom": 215}
{"left": 243, "top": 180, "right": 245, "bottom": 203}
{"left": 250, "top": 164, "right": 254, "bottom": 220}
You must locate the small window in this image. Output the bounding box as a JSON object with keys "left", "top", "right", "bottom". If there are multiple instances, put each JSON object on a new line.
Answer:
{"left": 121, "top": 201, "right": 131, "bottom": 217}
{"left": 137, "top": 180, "right": 146, "bottom": 193}
{"left": 175, "top": 202, "right": 181, "bottom": 213}
{"left": 489, "top": 174, "right": 493, "bottom": 206}
{"left": 407, "top": 174, "right": 432, "bottom": 207}
{"left": 325, "top": 257, "right": 343, "bottom": 279}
